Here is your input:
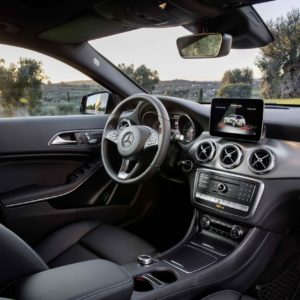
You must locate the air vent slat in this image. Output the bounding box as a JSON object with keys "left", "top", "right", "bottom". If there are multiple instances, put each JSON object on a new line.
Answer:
{"left": 196, "top": 140, "right": 216, "bottom": 163}
{"left": 220, "top": 144, "right": 243, "bottom": 169}
{"left": 248, "top": 149, "right": 275, "bottom": 174}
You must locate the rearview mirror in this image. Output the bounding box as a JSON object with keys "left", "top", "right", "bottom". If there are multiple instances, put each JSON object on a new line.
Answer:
{"left": 80, "top": 91, "right": 113, "bottom": 115}
{"left": 177, "top": 33, "right": 232, "bottom": 59}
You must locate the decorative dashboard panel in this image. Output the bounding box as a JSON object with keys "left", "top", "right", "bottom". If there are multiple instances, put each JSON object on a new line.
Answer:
{"left": 189, "top": 131, "right": 300, "bottom": 179}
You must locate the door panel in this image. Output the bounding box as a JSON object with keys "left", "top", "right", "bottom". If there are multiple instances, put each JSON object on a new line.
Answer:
{"left": 0, "top": 115, "right": 148, "bottom": 246}
{"left": 0, "top": 115, "right": 107, "bottom": 154}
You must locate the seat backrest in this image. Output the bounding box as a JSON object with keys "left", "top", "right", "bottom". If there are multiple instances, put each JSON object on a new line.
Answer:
{"left": 0, "top": 224, "right": 48, "bottom": 288}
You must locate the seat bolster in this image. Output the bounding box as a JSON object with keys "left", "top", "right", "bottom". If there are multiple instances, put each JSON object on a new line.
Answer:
{"left": 203, "top": 290, "right": 256, "bottom": 300}
{"left": 81, "top": 224, "right": 156, "bottom": 265}
{"left": 8, "top": 260, "right": 133, "bottom": 300}
{"left": 0, "top": 224, "right": 47, "bottom": 288}
{"left": 36, "top": 220, "right": 100, "bottom": 264}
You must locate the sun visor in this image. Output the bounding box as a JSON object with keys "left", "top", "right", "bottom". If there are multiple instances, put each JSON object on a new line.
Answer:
{"left": 185, "top": 6, "right": 274, "bottom": 49}
{"left": 38, "top": 14, "right": 134, "bottom": 44}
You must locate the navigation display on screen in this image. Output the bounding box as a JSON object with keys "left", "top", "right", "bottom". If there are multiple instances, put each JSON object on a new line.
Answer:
{"left": 210, "top": 98, "right": 264, "bottom": 142}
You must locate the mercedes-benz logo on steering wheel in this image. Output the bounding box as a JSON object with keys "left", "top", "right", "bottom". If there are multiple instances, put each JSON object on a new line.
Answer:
{"left": 122, "top": 132, "right": 134, "bottom": 148}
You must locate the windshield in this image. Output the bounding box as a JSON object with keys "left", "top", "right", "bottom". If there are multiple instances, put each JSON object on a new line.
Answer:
{"left": 90, "top": 0, "right": 300, "bottom": 106}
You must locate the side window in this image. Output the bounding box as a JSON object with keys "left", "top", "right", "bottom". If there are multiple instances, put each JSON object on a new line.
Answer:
{"left": 0, "top": 45, "right": 107, "bottom": 118}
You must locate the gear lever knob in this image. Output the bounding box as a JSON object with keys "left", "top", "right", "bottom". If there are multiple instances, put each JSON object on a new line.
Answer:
{"left": 137, "top": 254, "right": 153, "bottom": 266}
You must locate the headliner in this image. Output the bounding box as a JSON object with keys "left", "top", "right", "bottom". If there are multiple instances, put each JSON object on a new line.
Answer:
{"left": 0, "top": 0, "right": 273, "bottom": 48}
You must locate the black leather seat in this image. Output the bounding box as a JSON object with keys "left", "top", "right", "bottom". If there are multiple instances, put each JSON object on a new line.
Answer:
{"left": 203, "top": 290, "right": 256, "bottom": 300}
{"left": 35, "top": 220, "right": 156, "bottom": 268}
{"left": 0, "top": 220, "right": 154, "bottom": 290}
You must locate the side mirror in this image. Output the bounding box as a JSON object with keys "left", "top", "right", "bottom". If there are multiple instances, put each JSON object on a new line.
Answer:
{"left": 80, "top": 91, "right": 113, "bottom": 115}
{"left": 176, "top": 33, "right": 232, "bottom": 59}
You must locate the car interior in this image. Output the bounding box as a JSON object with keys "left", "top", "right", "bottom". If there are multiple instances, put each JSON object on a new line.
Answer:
{"left": 0, "top": 0, "right": 300, "bottom": 299}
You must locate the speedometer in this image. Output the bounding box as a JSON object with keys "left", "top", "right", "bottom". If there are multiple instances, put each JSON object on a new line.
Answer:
{"left": 178, "top": 114, "right": 196, "bottom": 143}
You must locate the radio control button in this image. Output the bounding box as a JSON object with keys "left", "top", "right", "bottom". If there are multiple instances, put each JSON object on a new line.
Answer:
{"left": 222, "top": 200, "right": 229, "bottom": 206}
{"left": 217, "top": 183, "right": 228, "bottom": 193}
{"left": 210, "top": 197, "right": 216, "bottom": 203}
{"left": 234, "top": 203, "right": 241, "bottom": 210}
{"left": 228, "top": 202, "right": 235, "bottom": 208}
{"left": 200, "top": 216, "right": 210, "bottom": 229}
{"left": 230, "top": 225, "right": 244, "bottom": 239}
{"left": 240, "top": 205, "right": 249, "bottom": 212}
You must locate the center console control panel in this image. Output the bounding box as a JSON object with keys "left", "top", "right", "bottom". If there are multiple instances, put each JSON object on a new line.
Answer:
{"left": 193, "top": 169, "right": 264, "bottom": 218}
{"left": 199, "top": 215, "right": 246, "bottom": 240}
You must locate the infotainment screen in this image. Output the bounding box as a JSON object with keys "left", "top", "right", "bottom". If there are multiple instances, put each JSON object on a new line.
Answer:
{"left": 210, "top": 98, "right": 264, "bottom": 142}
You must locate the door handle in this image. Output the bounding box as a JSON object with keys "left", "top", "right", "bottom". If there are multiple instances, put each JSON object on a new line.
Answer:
{"left": 51, "top": 135, "right": 77, "bottom": 145}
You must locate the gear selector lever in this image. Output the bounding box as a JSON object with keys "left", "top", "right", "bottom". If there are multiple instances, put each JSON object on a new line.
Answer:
{"left": 137, "top": 255, "right": 153, "bottom": 266}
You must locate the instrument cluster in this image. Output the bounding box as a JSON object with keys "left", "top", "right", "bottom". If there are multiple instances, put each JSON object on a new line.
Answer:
{"left": 141, "top": 111, "right": 196, "bottom": 143}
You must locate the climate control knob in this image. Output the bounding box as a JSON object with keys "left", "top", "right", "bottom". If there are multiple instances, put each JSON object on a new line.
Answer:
{"left": 230, "top": 225, "right": 244, "bottom": 239}
{"left": 217, "top": 183, "right": 228, "bottom": 193}
{"left": 200, "top": 216, "right": 210, "bottom": 229}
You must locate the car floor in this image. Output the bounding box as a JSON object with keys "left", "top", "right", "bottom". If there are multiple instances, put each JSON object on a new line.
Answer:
{"left": 247, "top": 228, "right": 300, "bottom": 300}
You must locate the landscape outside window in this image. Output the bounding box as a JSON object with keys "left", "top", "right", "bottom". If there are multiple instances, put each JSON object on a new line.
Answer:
{"left": 0, "top": 54, "right": 106, "bottom": 117}
{"left": 0, "top": 0, "right": 299, "bottom": 119}
{"left": 91, "top": 0, "right": 299, "bottom": 106}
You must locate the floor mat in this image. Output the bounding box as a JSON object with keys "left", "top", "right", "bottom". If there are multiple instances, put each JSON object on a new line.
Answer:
{"left": 255, "top": 260, "right": 300, "bottom": 300}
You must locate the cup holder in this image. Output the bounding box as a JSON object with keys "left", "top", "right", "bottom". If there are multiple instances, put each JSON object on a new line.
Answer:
{"left": 150, "top": 270, "right": 177, "bottom": 284}
{"left": 134, "top": 276, "right": 154, "bottom": 292}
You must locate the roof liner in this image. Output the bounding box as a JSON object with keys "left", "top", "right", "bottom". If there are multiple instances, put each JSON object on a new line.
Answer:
{"left": 0, "top": 0, "right": 274, "bottom": 48}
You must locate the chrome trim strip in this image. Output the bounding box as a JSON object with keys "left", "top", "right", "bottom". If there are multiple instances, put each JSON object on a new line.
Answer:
{"left": 117, "top": 119, "right": 132, "bottom": 130}
{"left": 193, "top": 168, "right": 265, "bottom": 220}
{"left": 48, "top": 129, "right": 103, "bottom": 147}
{"left": 177, "top": 113, "right": 196, "bottom": 144}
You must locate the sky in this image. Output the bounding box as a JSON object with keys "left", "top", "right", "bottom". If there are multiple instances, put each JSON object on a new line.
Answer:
{"left": 0, "top": 0, "right": 298, "bottom": 83}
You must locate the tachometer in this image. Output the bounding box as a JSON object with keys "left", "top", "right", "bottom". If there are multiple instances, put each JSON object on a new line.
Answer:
{"left": 178, "top": 114, "right": 196, "bottom": 143}
{"left": 141, "top": 111, "right": 161, "bottom": 131}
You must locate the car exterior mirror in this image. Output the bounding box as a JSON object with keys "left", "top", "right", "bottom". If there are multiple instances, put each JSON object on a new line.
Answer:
{"left": 80, "top": 91, "right": 113, "bottom": 115}
{"left": 177, "top": 33, "right": 232, "bottom": 58}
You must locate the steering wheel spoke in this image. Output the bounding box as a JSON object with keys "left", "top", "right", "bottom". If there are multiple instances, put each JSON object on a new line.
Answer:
{"left": 118, "top": 158, "right": 140, "bottom": 180}
{"left": 105, "top": 129, "right": 120, "bottom": 144}
{"left": 144, "top": 130, "right": 159, "bottom": 149}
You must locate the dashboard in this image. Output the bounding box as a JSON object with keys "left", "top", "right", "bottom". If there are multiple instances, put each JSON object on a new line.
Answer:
{"left": 117, "top": 95, "right": 300, "bottom": 245}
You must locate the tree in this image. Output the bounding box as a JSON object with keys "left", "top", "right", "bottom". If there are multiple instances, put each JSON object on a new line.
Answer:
{"left": 218, "top": 83, "right": 252, "bottom": 98}
{"left": 256, "top": 9, "right": 300, "bottom": 98}
{"left": 0, "top": 58, "right": 47, "bottom": 115}
{"left": 221, "top": 68, "right": 253, "bottom": 85}
{"left": 118, "top": 63, "right": 159, "bottom": 91}
{"left": 218, "top": 67, "right": 253, "bottom": 98}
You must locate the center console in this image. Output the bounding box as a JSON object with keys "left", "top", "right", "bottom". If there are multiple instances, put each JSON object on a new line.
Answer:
{"left": 193, "top": 169, "right": 264, "bottom": 218}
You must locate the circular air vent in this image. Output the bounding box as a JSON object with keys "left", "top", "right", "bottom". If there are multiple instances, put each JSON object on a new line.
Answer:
{"left": 248, "top": 149, "right": 275, "bottom": 174}
{"left": 117, "top": 119, "right": 131, "bottom": 130}
{"left": 196, "top": 140, "right": 216, "bottom": 163}
{"left": 220, "top": 144, "right": 243, "bottom": 169}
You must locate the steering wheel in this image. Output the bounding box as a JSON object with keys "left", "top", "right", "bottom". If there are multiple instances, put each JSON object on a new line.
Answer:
{"left": 101, "top": 94, "right": 171, "bottom": 184}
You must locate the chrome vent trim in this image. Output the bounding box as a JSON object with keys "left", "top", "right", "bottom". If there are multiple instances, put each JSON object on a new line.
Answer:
{"left": 117, "top": 119, "right": 132, "bottom": 130}
{"left": 220, "top": 144, "right": 243, "bottom": 169}
{"left": 196, "top": 140, "right": 216, "bottom": 163}
{"left": 248, "top": 148, "right": 275, "bottom": 174}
